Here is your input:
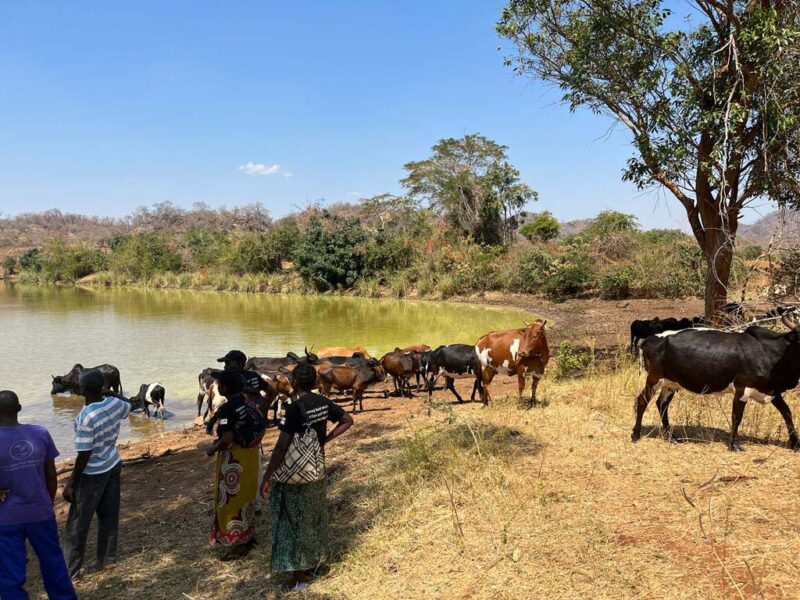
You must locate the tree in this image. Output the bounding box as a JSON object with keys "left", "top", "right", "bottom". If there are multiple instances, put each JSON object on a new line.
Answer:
{"left": 401, "top": 134, "right": 538, "bottom": 245}
{"left": 498, "top": 1, "right": 800, "bottom": 320}
{"left": 294, "top": 212, "right": 368, "bottom": 290}
{"left": 520, "top": 211, "right": 560, "bottom": 241}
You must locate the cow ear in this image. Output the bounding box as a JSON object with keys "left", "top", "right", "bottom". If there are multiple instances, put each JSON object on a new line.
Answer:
{"left": 541, "top": 320, "right": 547, "bottom": 327}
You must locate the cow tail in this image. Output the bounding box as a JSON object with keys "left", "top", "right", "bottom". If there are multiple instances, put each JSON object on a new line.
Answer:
{"left": 638, "top": 348, "right": 643, "bottom": 378}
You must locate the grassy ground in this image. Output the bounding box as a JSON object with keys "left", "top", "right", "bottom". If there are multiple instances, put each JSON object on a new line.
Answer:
{"left": 28, "top": 367, "right": 800, "bottom": 599}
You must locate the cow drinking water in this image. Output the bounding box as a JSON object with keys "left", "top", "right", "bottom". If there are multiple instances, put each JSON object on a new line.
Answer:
{"left": 51, "top": 364, "right": 122, "bottom": 396}
{"left": 128, "top": 383, "right": 166, "bottom": 418}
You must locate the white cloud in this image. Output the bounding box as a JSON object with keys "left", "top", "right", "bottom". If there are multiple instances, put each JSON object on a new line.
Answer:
{"left": 347, "top": 191, "right": 364, "bottom": 198}
{"left": 282, "top": 172, "right": 293, "bottom": 178}
{"left": 237, "top": 162, "right": 282, "bottom": 176}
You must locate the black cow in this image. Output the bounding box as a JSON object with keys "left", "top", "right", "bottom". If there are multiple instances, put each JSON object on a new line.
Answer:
{"left": 128, "top": 383, "right": 166, "bottom": 418}
{"left": 632, "top": 315, "right": 800, "bottom": 451}
{"left": 629, "top": 317, "right": 700, "bottom": 355}
{"left": 51, "top": 364, "right": 122, "bottom": 396}
{"left": 244, "top": 348, "right": 319, "bottom": 372}
{"left": 424, "top": 344, "right": 483, "bottom": 404}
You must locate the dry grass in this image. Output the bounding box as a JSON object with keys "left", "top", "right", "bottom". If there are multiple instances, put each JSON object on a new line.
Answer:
{"left": 29, "top": 369, "right": 800, "bottom": 599}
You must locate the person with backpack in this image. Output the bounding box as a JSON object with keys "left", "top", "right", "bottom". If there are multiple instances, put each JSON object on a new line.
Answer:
{"left": 206, "top": 370, "right": 266, "bottom": 561}
{"left": 261, "top": 363, "right": 353, "bottom": 592}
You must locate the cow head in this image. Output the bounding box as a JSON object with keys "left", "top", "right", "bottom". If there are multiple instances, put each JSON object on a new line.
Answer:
{"left": 782, "top": 313, "right": 800, "bottom": 341}
{"left": 304, "top": 347, "right": 320, "bottom": 364}
{"left": 518, "top": 320, "right": 549, "bottom": 363}
{"left": 50, "top": 375, "right": 67, "bottom": 395}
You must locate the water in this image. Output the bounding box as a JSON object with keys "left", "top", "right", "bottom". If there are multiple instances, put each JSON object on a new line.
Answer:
{"left": 0, "top": 283, "right": 528, "bottom": 450}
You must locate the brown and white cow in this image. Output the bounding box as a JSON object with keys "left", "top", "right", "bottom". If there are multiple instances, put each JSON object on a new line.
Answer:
{"left": 475, "top": 320, "right": 550, "bottom": 405}
{"left": 317, "top": 346, "right": 372, "bottom": 359}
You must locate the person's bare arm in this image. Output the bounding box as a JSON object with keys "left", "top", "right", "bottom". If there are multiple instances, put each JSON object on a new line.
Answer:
{"left": 206, "top": 431, "right": 234, "bottom": 457}
{"left": 44, "top": 459, "right": 58, "bottom": 502}
{"left": 62, "top": 450, "right": 91, "bottom": 503}
{"left": 326, "top": 412, "right": 354, "bottom": 445}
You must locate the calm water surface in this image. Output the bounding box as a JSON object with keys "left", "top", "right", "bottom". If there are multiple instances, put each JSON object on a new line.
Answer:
{"left": 0, "top": 283, "right": 528, "bottom": 450}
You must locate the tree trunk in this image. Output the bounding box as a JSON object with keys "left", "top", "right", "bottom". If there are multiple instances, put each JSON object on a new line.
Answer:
{"left": 702, "top": 226, "right": 735, "bottom": 324}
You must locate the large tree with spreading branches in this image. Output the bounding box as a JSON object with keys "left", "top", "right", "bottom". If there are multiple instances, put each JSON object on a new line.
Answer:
{"left": 498, "top": 0, "right": 800, "bottom": 320}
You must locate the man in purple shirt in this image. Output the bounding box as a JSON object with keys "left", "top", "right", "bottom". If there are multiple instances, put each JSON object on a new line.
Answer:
{"left": 0, "top": 390, "right": 76, "bottom": 600}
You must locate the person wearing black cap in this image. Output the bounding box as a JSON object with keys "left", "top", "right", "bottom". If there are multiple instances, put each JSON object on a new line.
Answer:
{"left": 206, "top": 370, "right": 266, "bottom": 561}
{"left": 261, "top": 363, "right": 354, "bottom": 591}
{"left": 214, "top": 349, "right": 274, "bottom": 513}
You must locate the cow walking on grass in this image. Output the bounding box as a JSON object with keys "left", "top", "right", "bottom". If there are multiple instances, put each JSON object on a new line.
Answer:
{"left": 475, "top": 320, "right": 550, "bottom": 406}
{"left": 632, "top": 314, "right": 800, "bottom": 452}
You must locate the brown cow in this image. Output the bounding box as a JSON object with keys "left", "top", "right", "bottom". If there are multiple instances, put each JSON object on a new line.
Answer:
{"left": 317, "top": 359, "right": 386, "bottom": 412}
{"left": 475, "top": 320, "right": 550, "bottom": 406}
{"left": 401, "top": 343, "right": 431, "bottom": 354}
{"left": 317, "top": 346, "right": 372, "bottom": 359}
{"left": 380, "top": 348, "right": 415, "bottom": 397}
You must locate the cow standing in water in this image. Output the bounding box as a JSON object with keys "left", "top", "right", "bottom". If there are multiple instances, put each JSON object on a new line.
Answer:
{"left": 475, "top": 320, "right": 550, "bottom": 406}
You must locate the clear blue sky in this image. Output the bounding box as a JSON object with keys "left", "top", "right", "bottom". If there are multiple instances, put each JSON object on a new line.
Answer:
{"left": 0, "top": 1, "right": 769, "bottom": 228}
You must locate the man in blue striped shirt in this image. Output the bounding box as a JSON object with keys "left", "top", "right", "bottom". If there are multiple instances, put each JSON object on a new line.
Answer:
{"left": 62, "top": 370, "right": 130, "bottom": 579}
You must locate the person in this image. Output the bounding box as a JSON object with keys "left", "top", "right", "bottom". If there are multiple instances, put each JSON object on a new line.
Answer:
{"left": 214, "top": 350, "right": 273, "bottom": 512}
{"left": 0, "top": 390, "right": 77, "bottom": 600}
{"left": 206, "top": 370, "right": 266, "bottom": 561}
{"left": 262, "top": 363, "right": 354, "bottom": 592}
{"left": 62, "top": 370, "right": 131, "bottom": 579}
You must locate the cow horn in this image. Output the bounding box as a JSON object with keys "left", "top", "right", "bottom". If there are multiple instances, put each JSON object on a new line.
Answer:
{"left": 523, "top": 320, "right": 529, "bottom": 327}
{"left": 782, "top": 313, "right": 799, "bottom": 331}
{"left": 541, "top": 320, "right": 547, "bottom": 327}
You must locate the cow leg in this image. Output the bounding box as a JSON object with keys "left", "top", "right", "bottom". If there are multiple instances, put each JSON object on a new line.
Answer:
{"left": 481, "top": 369, "right": 496, "bottom": 406}
{"left": 517, "top": 373, "right": 526, "bottom": 403}
{"left": 729, "top": 393, "right": 747, "bottom": 452}
{"left": 771, "top": 394, "right": 800, "bottom": 450}
{"left": 631, "top": 376, "right": 658, "bottom": 442}
{"left": 529, "top": 374, "right": 542, "bottom": 406}
{"left": 446, "top": 377, "right": 463, "bottom": 403}
{"left": 655, "top": 390, "right": 676, "bottom": 441}
{"left": 196, "top": 393, "right": 205, "bottom": 418}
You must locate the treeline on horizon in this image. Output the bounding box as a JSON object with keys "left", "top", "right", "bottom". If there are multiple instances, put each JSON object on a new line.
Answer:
{"left": 0, "top": 133, "right": 780, "bottom": 301}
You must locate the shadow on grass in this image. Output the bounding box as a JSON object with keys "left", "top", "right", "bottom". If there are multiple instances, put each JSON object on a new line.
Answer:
{"left": 639, "top": 424, "right": 791, "bottom": 449}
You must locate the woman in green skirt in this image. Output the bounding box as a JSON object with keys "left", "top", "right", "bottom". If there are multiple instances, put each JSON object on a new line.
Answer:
{"left": 261, "top": 363, "right": 354, "bottom": 592}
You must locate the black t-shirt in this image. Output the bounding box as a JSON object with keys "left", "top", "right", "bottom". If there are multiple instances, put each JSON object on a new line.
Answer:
{"left": 278, "top": 392, "right": 346, "bottom": 448}
{"left": 215, "top": 393, "right": 267, "bottom": 448}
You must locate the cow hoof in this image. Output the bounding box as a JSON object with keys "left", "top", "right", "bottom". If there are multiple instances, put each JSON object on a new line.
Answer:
{"left": 631, "top": 431, "right": 641, "bottom": 443}
{"left": 728, "top": 443, "right": 744, "bottom": 453}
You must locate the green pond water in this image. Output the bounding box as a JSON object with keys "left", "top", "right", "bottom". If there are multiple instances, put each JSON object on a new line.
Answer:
{"left": 0, "top": 283, "right": 529, "bottom": 450}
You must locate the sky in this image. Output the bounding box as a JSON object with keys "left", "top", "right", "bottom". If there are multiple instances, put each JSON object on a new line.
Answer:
{"left": 0, "top": 1, "right": 773, "bottom": 229}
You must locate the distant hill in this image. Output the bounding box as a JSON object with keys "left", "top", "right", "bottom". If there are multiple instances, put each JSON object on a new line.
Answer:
{"left": 739, "top": 210, "right": 800, "bottom": 247}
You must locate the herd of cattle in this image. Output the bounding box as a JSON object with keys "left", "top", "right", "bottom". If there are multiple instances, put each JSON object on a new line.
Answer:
{"left": 48, "top": 302, "right": 800, "bottom": 453}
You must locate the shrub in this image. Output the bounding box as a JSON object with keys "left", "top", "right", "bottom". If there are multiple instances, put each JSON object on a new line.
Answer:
{"left": 543, "top": 245, "right": 596, "bottom": 299}
{"left": 363, "top": 231, "right": 415, "bottom": 275}
{"left": 2, "top": 256, "right": 18, "bottom": 276}
{"left": 294, "top": 212, "right": 367, "bottom": 290}
{"left": 266, "top": 218, "right": 301, "bottom": 263}
{"left": 109, "top": 234, "right": 182, "bottom": 279}
{"left": 184, "top": 227, "right": 226, "bottom": 269}
{"left": 520, "top": 211, "right": 560, "bottom": 242}
{"left": 739, "top": 245, "right": 763, "bottom": 261}
{"left": 502, "top": 247, "right": 554, "bottom": 294}
{"left": 772, "top": 248, "right": 800, "bottom": 297}
{"left": 19, "top": 248, "right": 43, "bottom": 272}
{"left": 599, "top": 267, "right": 632, "bottom": 299}
{"left": 227, "top": 233, "right": 281, "bottom": 274}
{"left": 554, "top": 341, "right": 591, "bottom": 379}
{"left": 36, "top": 239, "right": 107, "bottom": 283}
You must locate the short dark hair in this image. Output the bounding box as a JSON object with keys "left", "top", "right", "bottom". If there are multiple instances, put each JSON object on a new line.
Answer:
{"left": 79, "top": 370, "right": 104, "bottom": 395}
{"left": 292, "top": 363, "right": 317, "bottom": 392}
{"left": 0, "top": 390, "right": 20, "bottom": 415}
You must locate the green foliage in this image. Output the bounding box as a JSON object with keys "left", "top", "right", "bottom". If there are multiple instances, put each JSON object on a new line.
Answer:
{"left": 401, "top": 134, "right": 537, "bottom": 245}
{"left": 599, "top": 266, "right": 632, "bottom": 300}
{"left": 498, "top": 0, "right": 800, "bottom": 314}
{"left": 184, "top": 227, "right": 226, "bottom": 269}
{"left": 554, "top": 341, "right": 591, "bottom": 380}
{"left": 502, "top": 247, "right": 555, "bottom": 294}
{"left": 542, "top": 244, "right": 596, "bottom": 299}
{"left": 31, "top": 239, "right": 108, "bottom": 283}
{"left": 294, "top": 212, "right": 368, "bottom": 290}
{"left": 739, "top": 245, "right": 763, "bottom": 261}
{"left": 2, "top": 255, "right": 18, "bottom": 276}
{"left": 363, "top": 230, "right": 415, "bottom": 275}
{"left": 520, "top": 211, "right": 560, "bottom": 242}
{"left": 227, "top": 233, "right": 281, "bottom": 275}
{"left": 19, "top": 248, "right": 42, "bottom": 272}
{"left": 109, "top": 234, "right": 182, "bottom": 279}
{"left": 584, "top": 211, "right": 639, "bottom": 237}
{"left": 266, "top": 217, "right": 301, "bottom": 263}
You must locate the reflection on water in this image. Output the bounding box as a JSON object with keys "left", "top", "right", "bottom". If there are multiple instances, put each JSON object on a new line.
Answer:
{"left": 0, "top": 283, "right": 528, "bottom": 451}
